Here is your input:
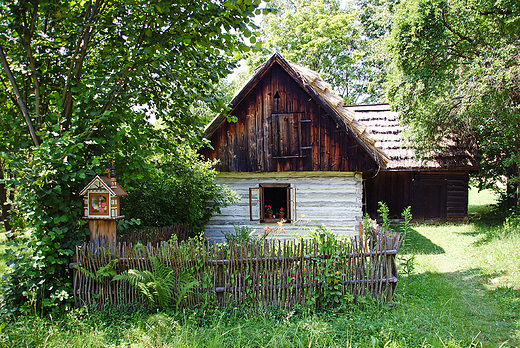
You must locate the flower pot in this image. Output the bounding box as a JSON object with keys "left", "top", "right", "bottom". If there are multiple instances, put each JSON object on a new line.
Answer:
{"left": 266, "top": 213, "right": 273, "bottom": 219}
{"left": 279, "top": 213, "right": 285, "bottom": 219}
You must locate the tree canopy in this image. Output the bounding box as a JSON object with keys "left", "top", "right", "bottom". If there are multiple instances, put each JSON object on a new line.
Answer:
{"left": 0, "top": 0, "right": 261, "bottom": 313}
{"left": 248, "top": 0, "right": 376, "bottom": 104}
{"left": 386, "top": 0, "right": 520, "bottom": 205}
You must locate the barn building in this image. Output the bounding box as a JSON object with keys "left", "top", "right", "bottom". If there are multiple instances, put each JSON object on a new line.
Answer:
{"left": 200, "top": 53, "right": 479, "bottom": 241}
{"left": 347, "top": 104, "right": 479, "bottom": 221}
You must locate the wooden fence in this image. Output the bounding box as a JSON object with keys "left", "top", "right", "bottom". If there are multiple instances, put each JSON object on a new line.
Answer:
{"left": 117, "top": 224, "right": 191, "bottom": 245}
{"left": 71, "top": 230, "right": 403, "bottom": 309}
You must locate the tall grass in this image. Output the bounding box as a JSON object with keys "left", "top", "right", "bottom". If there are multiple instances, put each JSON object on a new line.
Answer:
{"left": 0, "top": 188, "right": 519, "bottom": 347}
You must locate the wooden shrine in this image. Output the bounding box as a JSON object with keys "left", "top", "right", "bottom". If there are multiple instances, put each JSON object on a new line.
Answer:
{"left": 79, "top": 166, "right": 127, "bottom": 246}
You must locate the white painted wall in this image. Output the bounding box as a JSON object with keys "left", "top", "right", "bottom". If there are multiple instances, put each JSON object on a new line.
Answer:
{"left": 205, "top": 172, "right": 363, "bottom": 242}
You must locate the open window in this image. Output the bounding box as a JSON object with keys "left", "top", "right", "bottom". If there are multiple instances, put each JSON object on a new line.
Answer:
{"left": 249, "top": 184, "right": 296, "bottom": 222}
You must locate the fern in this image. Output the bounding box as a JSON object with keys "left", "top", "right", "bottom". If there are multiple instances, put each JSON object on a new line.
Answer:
{"left": 113, "top": 257, "right": 198, "bottom": 310}
{"left": 74, "top": 258, "right": 118, "bottom": 284}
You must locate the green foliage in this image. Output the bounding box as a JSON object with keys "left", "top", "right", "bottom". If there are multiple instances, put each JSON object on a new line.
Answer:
{"left": 401, "top": 206, "right": 412, "bottom": 233}
{"left": 355, "top": 0, "right": 396, "bottom": 103}
{"left": 0, "top": 0, "right": 259, "bottom": 315}
{"left": 121, "top": 150, "right": 238, "bottom": 234}
{"left": 386, "top": 0, "right": 520, "bottom": 206}
{"left": 113, "top": 257, "right": 198, "bottom": 311}
{"left": 308, "top": 226, "right": 352, "bottom": 308}
{"left": 223, "top": 226, "right": 255, "bottom": 244}
{"left": 74, "top": 258, "right": 119, "bottom": 284}
{"left": 377, "top": 201, "right": 390, "bottom": 229}
{"left": 248, "top": 0, "right": 371, "bottom": 104}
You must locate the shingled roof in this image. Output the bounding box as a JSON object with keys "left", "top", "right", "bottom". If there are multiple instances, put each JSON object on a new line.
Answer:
{"left": 345, "top": 104, "right": 480, "bottom": 170}
{"left": 205, "top": 53, "right": 389, "bottom": 168}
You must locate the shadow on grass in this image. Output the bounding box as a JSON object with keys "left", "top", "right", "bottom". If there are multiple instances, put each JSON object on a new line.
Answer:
{"left": 399, "top": 226, "right": 445, "bottom": 255}
{"left": 463, "top": 203, "right": 519, "bottom": 245}
{"left": 395, "top": 269, "right": 520, "bottom": 346}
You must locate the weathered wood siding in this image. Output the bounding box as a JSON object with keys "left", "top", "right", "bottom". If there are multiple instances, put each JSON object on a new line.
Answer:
{"left": 363, "top": 171, "right": 469, "bottom": 222}
{"left": 205, "top": 172, "right": 363, "bottom": 242}
{"left": 200, "top": 64, "right": 379, "bottom": 173}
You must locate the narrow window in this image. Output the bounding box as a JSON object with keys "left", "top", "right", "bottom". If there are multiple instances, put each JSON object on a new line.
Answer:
{"left": 249, "top": 184, "right": 296, "bottom": 222}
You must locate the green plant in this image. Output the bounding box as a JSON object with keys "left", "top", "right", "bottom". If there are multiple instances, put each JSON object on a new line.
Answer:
{"left": 224, "top": 226, "right": 255, "bottom": 244}
{"left": 74, "top": 255, "right": 119, "bottom": 285}
{"left": 362, "top": 213, "right": 378, "bottom": 235}
{"left": 113, "top": 257, "right": 198, "bottom": 311}
{"left": 401, "top": 206, "right": 412, "bottom": 234}
{"left": 264, "top": 205, "right": 273, "bottom": 215}
{"left": 278, "top": 207, "right": 285, "bottom": 215}
{"left": 377, "top": 201, "right": 390, "bottom": 229}
{"left": 308, "top": 225, "right": 351, "bottom": 308}
{"left": 121, "top": 152, "right": 238, "bottom": 235}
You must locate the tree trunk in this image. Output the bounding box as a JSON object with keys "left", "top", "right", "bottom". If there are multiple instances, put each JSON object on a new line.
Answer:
{"left": 0, "top": 163, "right": 12, "bottom": 233}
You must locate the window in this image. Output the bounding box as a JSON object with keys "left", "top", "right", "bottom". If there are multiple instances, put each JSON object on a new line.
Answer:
{"left": 89, "top": 192, "right": 110, "bottom": 216}
{"left": 249, "top": 184, "right": 296, "bottom": 222}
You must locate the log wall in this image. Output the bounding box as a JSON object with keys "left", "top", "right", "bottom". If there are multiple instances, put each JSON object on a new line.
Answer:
{"left": 205, "top": 172, "right": 363, "bottom": 242}
{"left": 363, "top": 171, "right": 470, "bottom": 221}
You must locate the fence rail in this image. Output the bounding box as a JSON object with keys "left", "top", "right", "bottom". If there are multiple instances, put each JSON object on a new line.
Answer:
{"left": 71, "top": 230, "right": 402, "bottom": 309}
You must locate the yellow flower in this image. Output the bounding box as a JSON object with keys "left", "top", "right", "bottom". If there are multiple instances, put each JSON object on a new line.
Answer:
{"left": 301, "top": 214, "right": 305, "bottom": 218}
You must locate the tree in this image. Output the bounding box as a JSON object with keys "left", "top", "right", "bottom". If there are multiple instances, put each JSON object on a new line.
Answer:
{"left": 355, "top": 0, "right": 397, "bottom": 103}
{"left": 386, "top": 0, "right": 520, "bottom": 206}
{"left": 248, "top": 0, "right": 371, "bottom": 104}
{"left": 0, "top": 0, "right": 260, "bottom": 313}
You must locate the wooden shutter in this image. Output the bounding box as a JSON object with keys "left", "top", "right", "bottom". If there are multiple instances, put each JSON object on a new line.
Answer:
{"left": 249, "top": 187, "right": 262, "bottom": 221}
{"left": 272, "top": 113, "right": 302, "bottom": 158}
{"left": 287, "top": 187, "right": 296, "bottom": 221}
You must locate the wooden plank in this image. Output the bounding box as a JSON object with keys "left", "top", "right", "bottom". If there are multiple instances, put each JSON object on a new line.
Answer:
{"left": 247, "top": 96, "right": 257, "bottom": 171}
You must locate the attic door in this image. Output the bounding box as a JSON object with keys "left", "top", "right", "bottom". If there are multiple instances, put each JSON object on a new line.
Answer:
{"left": 271, "top": 113, "right": 310, "bottom": 159}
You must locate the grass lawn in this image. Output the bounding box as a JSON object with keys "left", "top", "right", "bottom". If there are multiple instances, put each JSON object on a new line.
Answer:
{"left": 0, "top": 187, "right": 519, "bottom": 347}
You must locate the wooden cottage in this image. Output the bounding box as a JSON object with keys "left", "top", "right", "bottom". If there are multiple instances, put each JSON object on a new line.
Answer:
{"left": 201, "top": 54, "right": 479, "bottom": 241}
{"left": 348, "top": 104, "right": 479, "bottom": 221}
{"left": 200, "top": 53, "right": 389, "bottom": 241}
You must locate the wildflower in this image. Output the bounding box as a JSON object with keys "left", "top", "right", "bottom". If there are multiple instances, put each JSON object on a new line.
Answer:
{"left": 301, "top": 214, "right": 305, "bottom": 218}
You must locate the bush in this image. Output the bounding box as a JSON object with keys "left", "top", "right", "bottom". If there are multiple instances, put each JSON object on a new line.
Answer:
{"left": 121, "top": 152, "right": 237, "bottom": 235}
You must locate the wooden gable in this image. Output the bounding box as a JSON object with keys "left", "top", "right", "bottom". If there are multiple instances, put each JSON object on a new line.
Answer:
{"left": 201, "top": 54, "right": 384, "bottom": 173}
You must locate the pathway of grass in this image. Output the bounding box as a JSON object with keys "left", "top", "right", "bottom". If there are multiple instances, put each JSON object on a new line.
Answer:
{"left": 398, "top": 218, "right": 520, "bottom": 347}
